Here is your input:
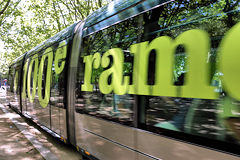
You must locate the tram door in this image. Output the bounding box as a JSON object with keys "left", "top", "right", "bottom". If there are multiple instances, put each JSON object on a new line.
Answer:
{"left": 50, "top": 40, "right": 69, "bottom": 138}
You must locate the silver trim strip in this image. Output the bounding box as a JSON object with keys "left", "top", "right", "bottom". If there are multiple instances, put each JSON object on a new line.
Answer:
{"left": 67, "top": 21, "right": 85, "bottom": 145}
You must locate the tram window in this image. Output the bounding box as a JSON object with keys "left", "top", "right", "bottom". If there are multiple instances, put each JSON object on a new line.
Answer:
{"left": 75, "top": 19, "right": 139, "bottom": 126}
{"left": 50, "top": 42, "right": 68, "bottom": 109}
{"left": 139, "top": 0, "right": 240, "bottom": 147}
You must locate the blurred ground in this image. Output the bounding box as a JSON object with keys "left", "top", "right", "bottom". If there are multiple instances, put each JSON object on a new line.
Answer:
{"left": 0, "top": 89, "right": 82, "bottom": 160}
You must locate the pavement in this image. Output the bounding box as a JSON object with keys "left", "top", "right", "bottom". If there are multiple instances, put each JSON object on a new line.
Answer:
{"left": 0, "top": 90, "right": 82, "bottom": 160}
{"left": 0, "top": 107, "right": 44, "bottom": 160}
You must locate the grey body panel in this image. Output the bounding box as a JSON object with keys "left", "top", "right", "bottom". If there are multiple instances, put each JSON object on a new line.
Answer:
{"left": 60, "top": 108, "right": 67, "bottom": 138}
{"left": 51, "top": 106, "right": 60, "bottom": 135}
{"left": 136, "top": 129, "right": 239, "bottom": 160}
{"left": 26, "top": 95, "right": 51, "bottom": 129}
{"left": 50, "top": 106, "right": 67, "bottom": 138}
{"left": 74, "top": 113, "right": 137, "bottom": 160}
{"left": 74, "top": 113, "right": 239, "bottom": 160}
{"left": 50, "top": 89, "right": 67, "bottom": 138}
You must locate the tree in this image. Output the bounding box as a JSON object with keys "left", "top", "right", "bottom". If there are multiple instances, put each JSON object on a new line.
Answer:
{"left": 0, "top": 0, "right": 112, "bottom": 75}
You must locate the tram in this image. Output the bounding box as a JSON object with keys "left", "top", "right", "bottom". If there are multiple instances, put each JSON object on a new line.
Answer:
{"left": 7, "top": 0, "right": 240, "bottom": 159}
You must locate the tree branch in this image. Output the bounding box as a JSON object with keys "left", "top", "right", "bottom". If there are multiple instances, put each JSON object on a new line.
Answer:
{"left": 0, "top": 0, "right": 11, "bottom": 15}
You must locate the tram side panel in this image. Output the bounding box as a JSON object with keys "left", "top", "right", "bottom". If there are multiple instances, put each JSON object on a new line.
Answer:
{"left": 21, "top": 24, "right": 77, "bottom": 139}
{"left": 72, "top": 9, "right": 140, "bottom": 159}
{"left": 132, "top": 1, "right": 240, "bottom": 158}
{"left": 67, "top": 21, "right": 140, "bottom": 159}
{"left": 71, "top": 0, "right": 240, "bottom": 159}
{"left": 21, "top": 45, "right": 65, "bottom": 136}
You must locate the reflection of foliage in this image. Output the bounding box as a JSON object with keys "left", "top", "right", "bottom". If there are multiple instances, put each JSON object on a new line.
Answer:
{"left": 123, "top": 63, "right": 132, "bottom": 74}
{"left": 85, "top": 20, "right": 138, "bottom": 56}
{"left": 145, "top": 0, "right": 239, "bottom": 85}
{"left": 82, "top": 18, "right": 139, "bottom": 82}
{"left": 174, "top": 54, "right": 186, "bottom": 81}
{"left": 142, "top": 0, "right": 239, "bottom": 39}
{"left": 83, "top": 0, "right": 240, "bottom": 87}
{"left": 91, "top": 67, "right": 104, "bottom": 84}
{"left": 141, "top": 0, "right": 219, "bottom": 40}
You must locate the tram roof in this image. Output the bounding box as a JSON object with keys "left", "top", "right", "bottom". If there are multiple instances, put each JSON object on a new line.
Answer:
{"left": 25, "top": 23, "right": 77, "bottom": 58}
{"left": 84, "top": 0, "right": 143, "bottom": 28}
{"left": 83, "top": 0, "right": 170, "bottom": 37}
{"left": 10, "top": 53, "right": 26, "bottom": 66}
